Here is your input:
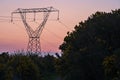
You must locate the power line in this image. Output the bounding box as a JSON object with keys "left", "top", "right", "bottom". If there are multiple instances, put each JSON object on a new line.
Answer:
{"left": 0, "top": 20, "right": 10, "bottom": 22}
{"left": 44, "top": 28, "right": 63, "bottom": 40}
{"left": 41, "top": 37, "right": 61, "bottom": 53}
{"left": 57, "top": 20, "right": 72, "bottom": 31}
{"left": 0, "top": 16, "right": 58, "bottom": 22}
{"left": 41, "top": 37, "right": 59, "bottom": 48}
{"left": 35, "top": 21, "right": 63, "bottom": 40}
{"left": 0, "top": 18, "right": 10, "bottom": 21}
{"left": 0, "top": 16, "right": 11, "bottom": 18}
{"left": 11, "top": 22, "right": 28, "bottom": 32}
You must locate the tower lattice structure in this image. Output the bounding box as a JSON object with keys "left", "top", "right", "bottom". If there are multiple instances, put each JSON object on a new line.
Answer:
{"left": 11, "top": 7, "right": 59, "bottom": 54}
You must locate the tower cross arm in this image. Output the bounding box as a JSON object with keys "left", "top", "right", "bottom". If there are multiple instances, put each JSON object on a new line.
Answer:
{"left": 11, "top": 7, "right": 59, "bottom": 13}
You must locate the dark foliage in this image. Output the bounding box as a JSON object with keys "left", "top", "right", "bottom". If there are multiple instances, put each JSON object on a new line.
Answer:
{"left": 0, "top": 52, "right": 57, "bottom": 80}
{"left": 58, "top": 9, "right": 120, "bottom": 80}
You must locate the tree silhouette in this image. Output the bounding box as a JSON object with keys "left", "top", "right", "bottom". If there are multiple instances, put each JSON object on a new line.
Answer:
{"left": 0, "top": 52, "right": 57, "bottom": 80}
{"left": 58, "top": 9, "right": 120, "bottom": 80}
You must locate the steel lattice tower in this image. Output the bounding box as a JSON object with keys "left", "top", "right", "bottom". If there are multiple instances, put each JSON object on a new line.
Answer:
{"left": 11, "top": 7, "right": 59, "bottom": 54}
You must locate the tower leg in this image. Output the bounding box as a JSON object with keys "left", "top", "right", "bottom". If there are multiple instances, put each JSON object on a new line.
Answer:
{"left": 27, "top": 37, "right": 41, "bottom": 54}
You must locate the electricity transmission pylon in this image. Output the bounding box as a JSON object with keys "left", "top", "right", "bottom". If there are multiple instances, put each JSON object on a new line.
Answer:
{"left": 11, "top": 7, "right": 59, "bottom": 54}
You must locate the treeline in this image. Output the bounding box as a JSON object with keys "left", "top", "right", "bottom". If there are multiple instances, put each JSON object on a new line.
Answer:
{"left": 0, "top": 52, "right": 58, "bottom": 80}
{"left": 0, "top": 9, "right": 120, "bottom": 80}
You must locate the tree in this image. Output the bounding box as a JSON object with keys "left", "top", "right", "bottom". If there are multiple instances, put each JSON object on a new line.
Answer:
{"left": 58, "top": 9, "right": 120, "bottom": 80}
{"left": 0, "top": 52, "right": 9, "bottom": 80}
{"left": 0, "top": 52, "right": 58, "bottom": 80}
{"left": 5, "top": 54, "right": 40, "bottom": 80}
{"left": 103, "top": 48, "right": 120, "bottom": 80}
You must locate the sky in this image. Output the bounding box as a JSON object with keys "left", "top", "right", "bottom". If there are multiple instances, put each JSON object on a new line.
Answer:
{"left": 0, "top": 0, "right": 120, "bottom": 53}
